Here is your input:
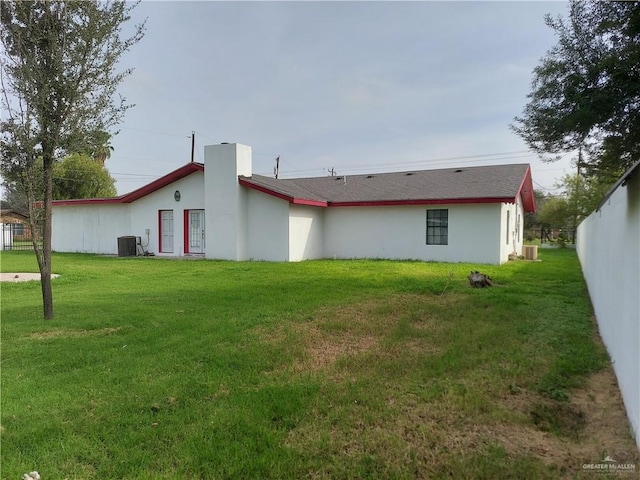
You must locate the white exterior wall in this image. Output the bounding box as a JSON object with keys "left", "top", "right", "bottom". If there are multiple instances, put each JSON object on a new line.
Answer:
{"left": 129, "top": 172, "right": 204, "bottom": 256}
{"left": 499, "top": 197, "right": 525, "bottom": 263}
{"left": 577, "top": 170, "right": 640, "bottom": 446}
{"left": 52, "top": 173, "right": 204, "bottom": 256}
{"left": 52, "top": 204, "right": 131, "bottom": 254}
{"left": 323, "top": 203, "right": 503, "bottom": 264}
{"left": 246, "top": 189, "right": 289, "bottom": 261}
{"left": 204, "top": 144, "right": 252, "bottom": 260}
{"left": 289, "top": 204, "right": 324, "bottom": 261}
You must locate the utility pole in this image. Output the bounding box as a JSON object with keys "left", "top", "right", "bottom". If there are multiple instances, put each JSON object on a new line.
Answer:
{"left": 328, "top": 167, "right": 336, "bottom": 176}
{"left": 573, "top": 144, "right": 583, "bottom": 243}
{"left": 274, "top": 156, "right": 280, "bottom": 179}
{"left": 190, "top": 131, "right": 195, "bottom": 163}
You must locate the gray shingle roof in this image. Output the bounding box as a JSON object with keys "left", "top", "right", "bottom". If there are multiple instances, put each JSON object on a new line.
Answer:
{"left": 240, "top": 163, "right": 532, "bottom": 207}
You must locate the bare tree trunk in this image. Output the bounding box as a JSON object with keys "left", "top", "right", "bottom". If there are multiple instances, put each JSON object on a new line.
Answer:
{"left": 26, "top": 152, "right": 55, "bottom": 320}
{"left": 41, "top": 152, "right": 54, "bottom": 320}
{"left": 24, "top": 163, "right": 53, "bottom": 319}
{"left": 24, "top": 171, "right": 53, "bottom": 319}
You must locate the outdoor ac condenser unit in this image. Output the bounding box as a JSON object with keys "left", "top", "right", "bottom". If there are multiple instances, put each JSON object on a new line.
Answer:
{"left": 523, "top": 245, "right": 538, "bottom": 261}
{"left": 117, "top": 236, "right": 137, "bottom": 257}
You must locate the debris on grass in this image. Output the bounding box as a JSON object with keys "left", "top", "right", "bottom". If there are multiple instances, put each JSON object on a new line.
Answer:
{"left": 468, "top": 271, "right": 494, "bottom": 288}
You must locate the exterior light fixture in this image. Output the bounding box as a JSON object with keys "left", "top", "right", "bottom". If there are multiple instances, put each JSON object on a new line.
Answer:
{"left": 174, "top": 190, "right": 181, "bottom": 202}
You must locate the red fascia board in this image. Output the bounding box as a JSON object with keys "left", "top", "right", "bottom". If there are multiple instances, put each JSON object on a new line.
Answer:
{"left": 51, "top": 197, "right": 126, "bottom": 206}
{"left": 517, "top": 166, "right": 536, "bottom": 213}
{"left": 52, "top": 163, "right": 204, "bottom": 206}
{"left": 119, "top": 163, "right": 203, "bottom": 203}
{"left": 238, "top": 178, "right": 328, "bottom": 207}
{"left": 328, "top": 197, "right": 517, "bottom": 207}
{"left": 291, "top": 198, "right": 328, "bottom": 207}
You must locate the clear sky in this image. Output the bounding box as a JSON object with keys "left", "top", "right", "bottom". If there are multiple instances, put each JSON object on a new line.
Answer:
{"left": 107, "top": 0, "right": 574, "bottom": 196}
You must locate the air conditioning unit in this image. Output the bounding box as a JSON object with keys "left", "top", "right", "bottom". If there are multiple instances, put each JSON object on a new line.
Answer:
{"left": 523, "top": 245, "right": 538, "bottom": 261}
{"left": 117, "top": 236, "right": 138, "bottom": 257}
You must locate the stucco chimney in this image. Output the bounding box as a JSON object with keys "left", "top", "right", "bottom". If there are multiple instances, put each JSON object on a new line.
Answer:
{"left": 203, "top": 143, "right": 252, "bottom": 260}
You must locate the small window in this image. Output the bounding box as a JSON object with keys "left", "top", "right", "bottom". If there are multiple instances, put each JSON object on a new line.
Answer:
{"left": 506, "top": 211, "right": 510, "bottom": 244}
{"left": 426, "top": 209, "right": 448, "bottom": 245}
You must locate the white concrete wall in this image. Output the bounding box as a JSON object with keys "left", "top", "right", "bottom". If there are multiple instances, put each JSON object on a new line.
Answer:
{"left": 323, "top": 203, "right": 503, "bottom": 264}
{"left": 246, "top": 189, "right": 289, "bottom": 261}
{"left": 51, "top": 172, "right": 204, "bottom": 256}
{"left": 289, "top": 204, "right": 324, "bottom": 261}
{"left": 577, "top": 170, "right": 640, "bottom": 447}
{"left": 51, "top": 204, "right": 131, "bottom": 254}
{"left": 204, "top": 144, "right": 252, "bottom": 260}
{"left": 129, "top": 172, "right": 204, "bottom": 256}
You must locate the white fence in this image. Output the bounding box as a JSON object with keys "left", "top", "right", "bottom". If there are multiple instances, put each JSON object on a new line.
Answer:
{"left": 577, "top": 161, "right": 640, "bottom": 447}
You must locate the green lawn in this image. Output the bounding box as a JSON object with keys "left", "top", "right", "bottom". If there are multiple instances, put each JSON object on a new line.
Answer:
{"left": 0, "top": 250, "right": 635, "bottom": 479}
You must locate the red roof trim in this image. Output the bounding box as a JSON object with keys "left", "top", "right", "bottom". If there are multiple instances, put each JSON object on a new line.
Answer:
{"left": 52, "top": 163, "right": 204, "bottom": 206}
{"left": 516, "top": 165, "right": 536, "bottom": 213}
{"left": 328, "top": 197, "right": 517, "bottom": 207}
{"left": 120, "top": 163, "right": 203, "bottom": 203}
{"left": 51, "top": 197, "right": 125, "bottom": 206}
{"left": 239, "top": 178, "right": 524, "bottom": 208}
{"left": 53, "top": 163, "right": 537, "bottom": 212}
{"left": 238, "top": 178, "right": 328, "bottom": 207}
{"left": 291, "top": 198, "right": 329, "bottom": 207}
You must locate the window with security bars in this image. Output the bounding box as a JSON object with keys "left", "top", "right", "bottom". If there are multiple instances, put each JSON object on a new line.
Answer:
{"left": 426, "top": 209, "right": 448, "bottom": 245}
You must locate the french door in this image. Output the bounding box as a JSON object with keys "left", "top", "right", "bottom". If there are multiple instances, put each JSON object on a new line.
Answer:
{"left": 159, "top": 210, "right": 174, "bottom": 253}
{"left": 187, "top": 210, "right": 205, "bottom": 254}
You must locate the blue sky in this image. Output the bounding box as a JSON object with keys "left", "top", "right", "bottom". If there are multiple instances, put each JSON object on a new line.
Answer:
{"left": 108, "top": 0, "right": 574, "bottom": 195}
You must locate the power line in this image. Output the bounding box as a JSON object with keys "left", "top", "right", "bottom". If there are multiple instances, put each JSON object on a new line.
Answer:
{"left": 104, "top": 147, "right": 571, "bottom": 187}
{"left": 267, "top": 151, "right": 537, "bottom": 178}
{"left": 118, "top": 127, "right": 189, "bottom": 138}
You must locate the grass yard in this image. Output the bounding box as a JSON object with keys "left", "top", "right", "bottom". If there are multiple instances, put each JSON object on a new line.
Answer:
{"left": 1, "top": 250, "right": 637, "bottom": 479}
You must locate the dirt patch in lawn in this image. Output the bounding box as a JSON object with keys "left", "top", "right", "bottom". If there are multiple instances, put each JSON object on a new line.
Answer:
{"left": 440, "top": 367, "right": 638, "bottom": 477}
{"left": 29, "top": 327, "right": 122, "bottom": 340}
{"left": 256, "top": 294, "right": 448, "bottom": 373}
{"left": 279, "top": 297, "right": 637, "bottom": 478}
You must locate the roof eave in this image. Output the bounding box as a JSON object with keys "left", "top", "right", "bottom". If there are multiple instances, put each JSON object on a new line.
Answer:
{"left": 52, "top": 162, "right": 204, "bottom": 206}
{"left": 329, "top": 197, "right": 520, "bottom": 207}
{"left": 239, "top": 178, "right": 328, "bottom": 207}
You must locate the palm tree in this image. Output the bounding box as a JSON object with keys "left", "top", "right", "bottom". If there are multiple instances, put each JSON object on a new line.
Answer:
{"left": 90, "top": 131, "right": 114, "bottom": 166}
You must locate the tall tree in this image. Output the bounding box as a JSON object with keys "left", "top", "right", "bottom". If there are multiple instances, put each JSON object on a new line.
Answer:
{"left": 535, "top": 172, "right": 613, "bottom": 243}
{"left": 512, "top": 0, "right": 640, "bottom": 181}
{"left": 0, "top": 1, "right": 144, "bottom": 319}
{"left": 53, "top": 153, "right": 117, "bottom": 199}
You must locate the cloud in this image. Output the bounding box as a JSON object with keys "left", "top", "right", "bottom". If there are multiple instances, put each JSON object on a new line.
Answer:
{"left": 106, "top": 1, "right": 570, "bottom": 194}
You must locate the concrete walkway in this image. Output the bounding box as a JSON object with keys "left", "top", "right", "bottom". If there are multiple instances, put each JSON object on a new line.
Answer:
{"left": 0, "top": 273, "right": 59, "bottom": 283}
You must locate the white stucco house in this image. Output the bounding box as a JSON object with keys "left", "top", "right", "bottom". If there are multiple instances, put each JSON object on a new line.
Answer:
{"left": 52, "top": 143, "right": 536, "bottom": 264}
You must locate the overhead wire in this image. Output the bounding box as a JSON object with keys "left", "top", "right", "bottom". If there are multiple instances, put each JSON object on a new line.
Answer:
{"left": 262, "top": 151, "right": 538, "bottom": 178}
